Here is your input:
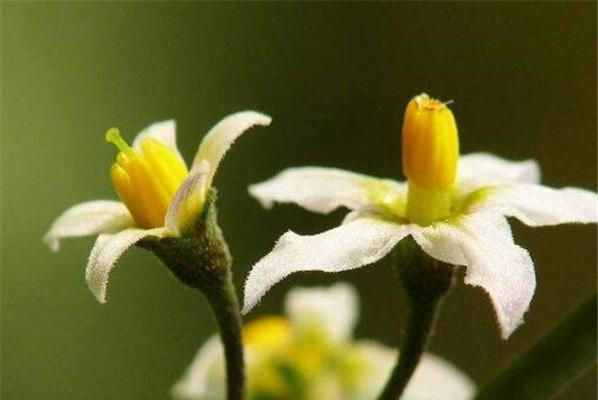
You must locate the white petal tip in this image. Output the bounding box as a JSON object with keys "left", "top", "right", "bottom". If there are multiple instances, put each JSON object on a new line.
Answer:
{"left": 241, "top": 304, "right": 252, "bottom": 315}
{"left": 247, "top": 184, "right": 274, "bottom": 209}
{"left": 43, "top": 235, "right": 60, "bottom": 252}
{"left": 246, "top": 111, "right": 272, "bottom": 126}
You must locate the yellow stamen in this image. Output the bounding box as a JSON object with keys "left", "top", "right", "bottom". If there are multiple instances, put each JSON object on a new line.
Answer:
{"left": 106, "top": 128, "right": 188, "bottom": 229}
{"left": 402, "top": 93, "right": 460, "bottom": 225}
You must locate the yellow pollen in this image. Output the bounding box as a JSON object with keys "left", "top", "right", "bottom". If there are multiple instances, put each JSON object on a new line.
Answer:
{"left": 106, "top": 128, "right": 188, "bottom": 229}
{"left": 402, "top": 93, "right": 460, "bottom": 225}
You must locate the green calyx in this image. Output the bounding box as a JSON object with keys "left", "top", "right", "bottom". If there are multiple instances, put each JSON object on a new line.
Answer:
{"left": 139, "top": 188, "right": 232, "bottom": 292}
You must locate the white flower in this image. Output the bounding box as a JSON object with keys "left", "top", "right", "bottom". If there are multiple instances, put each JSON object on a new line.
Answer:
{"left": 243, "top": 94, "right": 597, "bottom": 339}
{"left": 44, "top": 112, "right": 271, "bottom": 303}
{"left": 173, "top": 283, "right": 475, "bottom": 400}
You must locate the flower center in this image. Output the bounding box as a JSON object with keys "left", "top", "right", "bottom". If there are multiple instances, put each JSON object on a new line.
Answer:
{"left": 106, "top": 128, "right": 188, "bottom": 228}
{"left": 402, "top": 93, "right": 460, "bottom": 225}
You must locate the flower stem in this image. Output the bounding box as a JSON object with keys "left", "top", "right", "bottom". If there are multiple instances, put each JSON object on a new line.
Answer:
{"left": 378, "top": 237, "right": 455, "bottom": 400}
{"left": 203, "top": 270, "right": 245, "bottom": 400}
{"left": 142, "top": 190, "right": 246, "bottom": 400}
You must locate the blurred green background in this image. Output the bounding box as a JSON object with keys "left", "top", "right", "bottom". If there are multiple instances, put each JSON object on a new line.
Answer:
{"left": 2, "top": 2, "right": 596, "bottom": 399}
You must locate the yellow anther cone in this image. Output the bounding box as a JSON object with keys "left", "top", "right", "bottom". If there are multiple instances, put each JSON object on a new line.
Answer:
{"left": 402, "top": 94, "right": 460, "bottom": 225}
{"left": 106, "top": 128, "right": 188, "bottom": 229}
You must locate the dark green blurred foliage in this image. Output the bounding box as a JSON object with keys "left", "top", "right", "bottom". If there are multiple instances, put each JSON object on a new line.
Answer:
{"left": 2, "top": 3, "right": 595, "bottom": 399}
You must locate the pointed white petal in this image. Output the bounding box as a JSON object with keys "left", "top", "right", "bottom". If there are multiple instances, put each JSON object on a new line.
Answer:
{"left": 242, "top": 217, "right": 411, "bottom": 314}
{"left": 86, "top": 227, "right": 165, "bottom": 303}
{"left": 249, "top": 167, "right": 406, "bottom": 214}
{"left": 43, "top": 200, "right": 134, "bottom": 252}
{"left": 172, "top": 335, "right": 224, "bottom": 400}
{"left": 459, "top": 152, "right": 540, "bottom": 195}
{"left": 285, "top": 283, "right": 358, "bottom": 343}
{"left": 165, "top": 162, "right": 210, "bottom": 235}
{"left": 404, "top": 353, "right": 476, "bottom": 400}
{"left": 479, "top": 183, "right": 598, "bottom": 227}
{"left": 192, "top": 111, "right": 272, "bottom": 186}
{"left": 132, "top": 119, "right": 185, "bottom": 163}
{"left": 413, "top": 211, "right": 535, "bottom": 339}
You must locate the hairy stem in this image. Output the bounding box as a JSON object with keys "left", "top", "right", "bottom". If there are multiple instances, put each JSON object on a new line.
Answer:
{"left": 142, "top": 190, "right": 246, "bottom": 400}
{"left": 378, "top": 237, "right": 455, "bottom": 400}
{"left": 204, "top": 271, "right": 245, "bottom": 400}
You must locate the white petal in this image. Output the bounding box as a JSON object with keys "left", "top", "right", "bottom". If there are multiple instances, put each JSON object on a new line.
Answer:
{"left": 85, "top": 227, "right": 165, "bottom": 303}
{"left": 43, "top": 200, "right": 134, "bottom": 252}
{"left": 172, "top": 335, "right": 224, "bottom": 400}
{"left": 132, "top": 119, "right": 185, "bottom": 163}
{"left": 458, "top": 152, "right": 540, "bottom": 195}
{"left": 165, "top": 162, "right": 210, "bottom": 235}
{"left": 242, "top": 217, "right": 411, "bottom": 314}
{"left": 412, "top": 212, "right": 535, "bottom": 339}
{"left": 404, "top": 353, "right": 476, "bottom": 400}
{"left": 479, "top": 183, "right": 598, "bottom": 227}
{"left": 192, "top": 111, "right": 272, "bottom": 187}
{"left": 249, "top": 166, "right": 406, "bottom": 214}
{"left": 285, "top": 283, "right": 358, "bottom": 343}
{"left": 350, "top": 340, "right": 397, "bottom": 399}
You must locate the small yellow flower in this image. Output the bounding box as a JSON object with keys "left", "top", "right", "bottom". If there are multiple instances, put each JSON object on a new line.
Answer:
{"left": 44, "top": 112, "right": 271, "bottom": 303}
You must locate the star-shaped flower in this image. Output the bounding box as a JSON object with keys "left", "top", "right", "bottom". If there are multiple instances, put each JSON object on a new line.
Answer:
{"left": 242, "top": 94, "right": 597, "bottom": 338}
{"left": 44, "top": 111, "right": 271, "bottom": 303}
{"left": 174, "top": 283, "right": 475, "bottom": 400}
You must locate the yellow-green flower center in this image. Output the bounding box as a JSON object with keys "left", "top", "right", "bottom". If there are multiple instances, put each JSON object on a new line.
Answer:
{"left": 106, "top": 128, "right": 188, "bottom": 228}
{"left": 402, "top": 93, "right": 460, "bottom": 225}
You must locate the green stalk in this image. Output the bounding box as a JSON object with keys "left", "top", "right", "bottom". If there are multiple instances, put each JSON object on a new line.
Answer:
{"left": 475, "top": 294, "right": 597, "bottom": 400}
{"left": 203, "top": 272, "right": 245, "bottom": 400}
{"left": 378, "top": 237, "right": 455, "bottom": 400}
{"left": 142, "top": 190, "right": 245, "bottom": 400}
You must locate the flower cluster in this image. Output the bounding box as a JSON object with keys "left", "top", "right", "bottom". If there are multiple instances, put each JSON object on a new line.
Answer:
{"left": 44, "top": 94, "right": 597, "bottom": 399}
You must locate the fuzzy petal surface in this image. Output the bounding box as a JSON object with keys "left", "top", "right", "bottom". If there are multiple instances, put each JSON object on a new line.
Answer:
{"left": 192, "top": 111, "right": 272, "bottom": 186}
{"left": 458, "top": 152, "right": 540, "bottom": 195}
{"left": 242, "top": 217, "right": 411, "bottom": 314}
{"left": 43, "top": 200, "right": 134, "bottom": 251}
{"left": 85, "top": 227, "right": 165, "bottom": 303}
{"left": 480, "top": 184, "right": 598, "bottom": 227}
{"left": 413, "top": 211, "right": 535, "bottom": 338}
{"left": 249, "top": 166, "right": 406, "bottom": 214}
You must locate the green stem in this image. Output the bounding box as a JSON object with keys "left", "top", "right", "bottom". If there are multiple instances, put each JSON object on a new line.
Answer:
{"left": 475, "top": 294, "right": 597, "bottom": 400}
{"left": 141, "top": 190, "right": 246, "bottom": 400}
{"left": 204, "top": 271, "right": 245, "bottom": 400}
{"left": 378, "top": 237, "right": 455, "bottom": 400}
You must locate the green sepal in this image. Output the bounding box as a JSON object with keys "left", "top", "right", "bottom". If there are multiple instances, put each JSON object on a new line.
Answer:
{"left": 139, "top": 188, "right": 232, "bottom": 293}
{"left": 139, "top": 188, "right": 245, "bottom": 400}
